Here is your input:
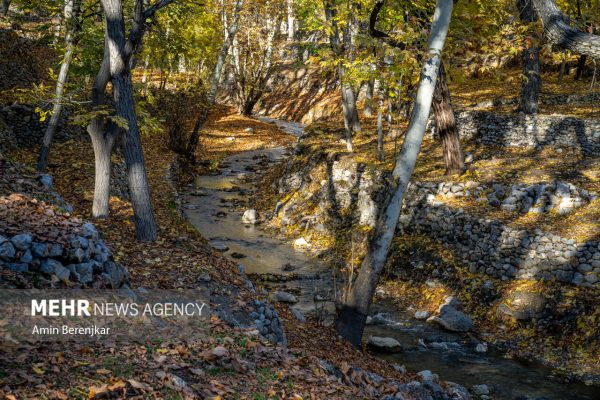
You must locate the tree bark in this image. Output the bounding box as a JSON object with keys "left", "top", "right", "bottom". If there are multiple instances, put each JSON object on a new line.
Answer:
{"left": 286, "top": 0, "right": 295, "bottom": 41}
{"left": 324, "top": 0, "right": 360, "bottom": 152}
{"left": 336, "top": 0, "right": 453, "bottom": 347}
{"left": 187, "top": 0, "right": 244, "bottom": 159}
{"left": 103, "top": 0, "right": 157, "bottom": 242}
{"left": 432, "top": 62, "right": 465, "bottom": 175}
{"left": 376, "top": 88, "right": 384, "bottom": 162}
{"left": 517, "top": 0, "right": 541, "bottom": 114}
{"left": 364, "top": 77, "right": 375, "bottom": 117}
{"left": 37, "top": 0, "right": 81, "bottom": 172}
{"left": 575, "top": 54, "right": 587, "bottom": 80}
{"left": 1, "top": 0, "right": 9, "bottom": 16}
{"left": 531, "top": 0, "right": 600, "bottom": 58}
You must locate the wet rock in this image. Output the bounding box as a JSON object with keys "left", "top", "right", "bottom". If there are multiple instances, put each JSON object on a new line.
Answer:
{"left": 446, "top": 382, "right": 471, "bottom": 400}
{"left": 212, "top": 243, "right": 229, "bottom": 252}
{"left": 11, "top": 233, "right": 33, "bottom": 250}
{"left": 282, "top": 263, "right": 295, "bottom": 271}
{"left": 417, "top": 370, "right": 438, "bottom": 382}
{"left": 242, "top": 209, "right": 258, "bottom": 224}
{"left": 393, "top": 364, "right": 406, "bottom": 374}
{"left": 190, "top": 190, "right": 207, "bottom": 196}
{"left": 366, "top": 313, "right": 388, "bottom": 325}
{"left": 475, "top": 343, "right": 488, "bottom": 353}
{"left": 498, "top": 290, "right": 547, "bottom": 321}
{"left": 415, "top": 310, "right": 431, "bottom": 320}
{"left": 368, "top": 336, "right": 402, "bottom": 353}
{"left": 271, "top": 291, "right": 298, "bottom": 303}
{"left": 428, "top": 298, "right": 473, "bottom": 332}
{"left": 231, "top": 252, "right": 246, "bottom": 259}
{"left": 471, "top": 384, "right": 490, "bottom": 396}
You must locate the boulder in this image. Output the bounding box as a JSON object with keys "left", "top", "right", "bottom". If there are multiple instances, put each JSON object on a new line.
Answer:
{"left": 271, "top": 291, "right": 298, "bottom": 303}
{"left": 242, "top": 209, "right": 258, "bottom": 224}
{"left": 415, "top": 310, "right": 431, "bottom": 320}
{"left": 11, "top": 233, "right": 32, "bottom": 250}
{"left": 498, "top": 290, "right": 547, "bottom": 321}
{"left": 428, "top": 298, "right": 473, "bottom": 332}
{"left": 368, "top": 336, "right": 403, "bottom": 353}
{"left": 0, "top": 241, "right": 16, "bottom": 260}
{"left": 40, "top": 258, "right": 63, "bottom": 275}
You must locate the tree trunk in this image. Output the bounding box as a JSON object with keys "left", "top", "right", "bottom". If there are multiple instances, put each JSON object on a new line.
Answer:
{"left": 187, "top": 0, "right": 244, "bottom": 159}
{"left": 324, "top": 0, "right": 360, "bottom": 153}
{"left": 336, "top": 0, "right": 453, "bottom": 347}
{"left": 87, "top": 37, "right": 115, "bottom": 218}
{"left": 103, "top": 0, "right": 157, "bottom": 242}
{"left": 90, "top": 123, "right": 114, "bottom": 218}
{"left": 531, "top": 0, "right": 600, "bottom": 58}
{"left": 517, "top": 0, "right": 541, "bottom": 114}
{"left": 432, "top": 62, "right": 465, "bottom": 175}
{"left": 37, "top": 0, "right": 81, "bottom": 172}
{"left": 376, "top": 88, "right": 384, "bottom": 162}
{"left": 286, "top": 0, "right": 295, "bottom": 41}
{"left": 575, "top": 54, "right": 587, "bottom": 80}
{"left": 364, "top": 77, "right": 375, "bottom": 117}
{"left": 1, "top": 0, "right": 9, "bottom": 16}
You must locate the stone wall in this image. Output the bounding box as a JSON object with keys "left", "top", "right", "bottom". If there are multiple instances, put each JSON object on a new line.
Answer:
{"left": 400, "top": 182, "right": 600, "bottom": 287}
{"left": 439, "top": 111, "right": 600, "bottom": 155}
{"left": 0, "top": 104, "right": 73, "bottom": 148}
{"left": 273, "top": 150, "right": 600, "bottom": 288}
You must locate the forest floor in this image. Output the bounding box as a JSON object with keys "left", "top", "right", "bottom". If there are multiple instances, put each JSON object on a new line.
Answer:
{"left": 0, "top": 106, "right": 427, "bottom": 399}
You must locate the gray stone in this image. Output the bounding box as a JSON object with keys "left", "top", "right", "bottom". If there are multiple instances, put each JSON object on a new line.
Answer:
{"left": 40, "top": 258, "right": 63, "bottom": 275}
{"left": 81, "top": 223, "right": 99, "bottom": 239}
{"left": 428, "top": 305, "right": 473, "bottom": 332}
{"left": 414, "top": 310, "right": 431, "bottom": 320}
{"left": 39, "top": 174, "right": 53, "bottom": 188}
{"left": 31, "top": 242, "right": 49, "bottom": 258}
{"left": 4, "top": 262, "right": 29, "bottom": 272}
{"left": 11, "top": 233, "right": 32, "bottom": 250}
{"left": 290, "top": 307, "right": 306, "bottom": 323}
{"left": 73, "top": 263, "right": 94, "bottom": 283}
{"left": 242, "top": 209, "right": 258, "bottom": 224}
{"left": 368, "top": 336, "right": 403, "bottom": 353}
{"left": 0, "top": 241, "right": 16, "bottom": 260}
{"left": 366, "top": 313, "right": 388, "bottom": 325}
{"left": 498, "top": 290, "right": 547, "bottom": 321}
{"left": 271, "top": 291, "right": 298, "bottom": 303}
{"left": 20, "top": 249, "right": 33, "bottom": 263}
{"left": 54, "top": 264, "right": 71, "bottom": 281}
{"left": 471, "top": 384, "right": 490, "bottom": 396}
{"left": 48, "top": 243, "right": 63, "bottom": 257}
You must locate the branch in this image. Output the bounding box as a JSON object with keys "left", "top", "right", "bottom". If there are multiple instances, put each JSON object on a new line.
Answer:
{"left": 143, "top": 0, "right": 175, "bottom": 20}
{"left": 368, "top": 0, "right": 406, "bottom": 50}
{"left": 531, "top": 0, "right": 600, "bottom": 59}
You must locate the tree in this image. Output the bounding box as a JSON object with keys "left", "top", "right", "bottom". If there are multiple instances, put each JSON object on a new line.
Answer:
{"left": 368, "top": 0, "right": 464, "bottom": 175}
{"left": 432, "top": 61, "right": 465, "bottom": 175}
{"left": 37, "top": 0, "right": 82, "bottom": 172}
{"left": 187, "top": 0, "right": 244, "bottom": 160}
{"left": 323, "top": 0, "right": 361, "bottom": 152}
{"left": 531, "top": 0, "right": 600, "bottom": 58}
{"left": 517, "top": 0, "right": 541, "bottom": 114}
{"left": 335, "top": 0, "right": 454, "bottom": 347}
{"left": 1, "top": 0, "right": 9, "bottom": 16}
{"left": 88, "top": 0, "right": 173, "bottom": 241}
{"left": 230, "top": 0, "right": 283, "bottom": 116}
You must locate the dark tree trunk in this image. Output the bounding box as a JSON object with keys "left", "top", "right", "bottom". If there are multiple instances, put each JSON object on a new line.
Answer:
{"left": 575, "top": 54, "right": 587, "bottom": 80}
{"left": 1, "top": 0, "right": 9, "bottom": 16}
{"left": 517, "top": 0, "right": 541, "bottom": 114}
{"left": 103, "top": 0, "right": 157, "bottom": 242}
{"left": 37, "top": 0, "right": 81, "bottom": 172}
{"left": 432, "top": 62, "right": 465, "bottom": 175}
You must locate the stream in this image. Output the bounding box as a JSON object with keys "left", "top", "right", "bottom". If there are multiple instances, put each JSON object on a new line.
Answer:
{"left": 182, "top": 117, "right": 600, "bottom": 400}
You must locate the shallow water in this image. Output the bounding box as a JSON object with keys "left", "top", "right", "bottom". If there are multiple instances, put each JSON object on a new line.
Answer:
{"left": 183, "top": 118, "right": 600, "bottom": 400}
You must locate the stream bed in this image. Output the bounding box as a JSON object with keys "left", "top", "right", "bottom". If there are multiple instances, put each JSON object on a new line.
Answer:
{"left": 182, "top": 118, "right": 600, "bottom": 400}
